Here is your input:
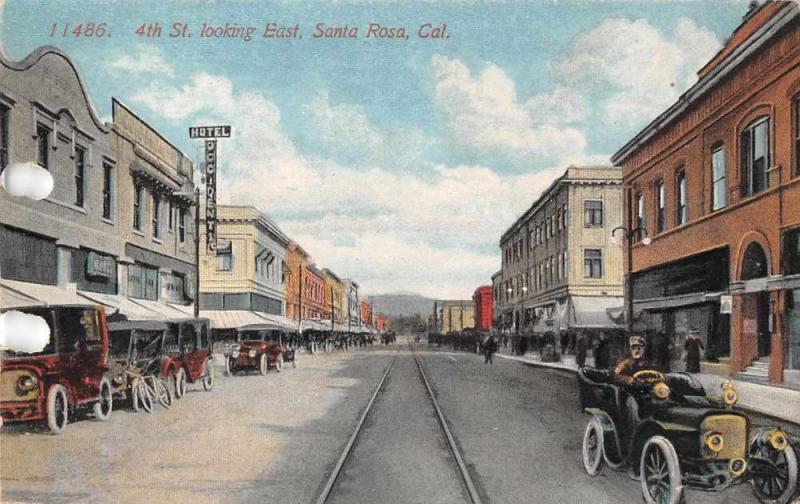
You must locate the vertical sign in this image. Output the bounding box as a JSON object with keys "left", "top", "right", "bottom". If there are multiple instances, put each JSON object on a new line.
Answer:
{"left": 205, "top": 140, "right": 217, "bottom": 252}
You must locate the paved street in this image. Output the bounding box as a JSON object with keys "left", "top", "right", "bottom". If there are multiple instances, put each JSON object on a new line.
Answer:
{"left": 1, "top": 340, "right": 794, "bottom": 504}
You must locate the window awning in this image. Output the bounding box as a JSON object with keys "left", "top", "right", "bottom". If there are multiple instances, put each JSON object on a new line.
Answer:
{"left": 200, "top": 310, "right": 280, "bottom": 330}
{"left": 568, "top": 296, "right": 624, "bottom": 329}
{"left": 1, "top": 279, "right": 92, "bottom": 309}
{"left": 76, "top": 291, "right": 164, "bottom": 320}
{"left": 634, "top": 292, "right": 722, "bottom": 311}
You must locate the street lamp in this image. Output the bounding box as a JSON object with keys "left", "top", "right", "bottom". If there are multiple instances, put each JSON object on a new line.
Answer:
{"left": 612, "top": 224, "right": 650, "bottom": 336}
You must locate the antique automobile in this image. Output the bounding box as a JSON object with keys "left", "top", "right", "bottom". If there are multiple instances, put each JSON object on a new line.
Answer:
{"left": 578, "top": 366, "right": 798, "bottom": 504}
{"left": 225, "top": 323, "right": 285, "bottom": 375}
{"left": 163, "top": 318, "right": 214, "bottom": 397}
{"left": 107, "top": 319, "right": 174, "bottom": 413}
{"left": 0, "top": 305, "right": 114, "bottom": 434}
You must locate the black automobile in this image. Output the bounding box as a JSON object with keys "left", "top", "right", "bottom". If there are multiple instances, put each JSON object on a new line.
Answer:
{"left": 578, "top": 367, "right": 797, "bottom": 504}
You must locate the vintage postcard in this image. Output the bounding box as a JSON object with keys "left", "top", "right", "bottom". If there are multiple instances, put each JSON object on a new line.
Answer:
{"left": 1, "top": 1, "right": 799, "bottom": 503}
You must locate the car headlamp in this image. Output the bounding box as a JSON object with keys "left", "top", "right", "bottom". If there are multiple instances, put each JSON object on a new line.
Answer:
{"left": 248, "top": 350, "right": 257, "bottom": 358}
{"left": 723, "top": 388, "right": 738, "bottom": 407}
{"left": 653, "top": 381, "right": 670, "bottom": 400}
{"left": 113, "top": 370, "right": 126, "bottom": 386}
{"left": 705, "top": 432, "right": 724, "bottom": 453}
{"left": 767, "top": 430, "right": 788, "bottom": 451}
{"left": 16, "top": 374, "right": 38, "bottom": 392}
{"left": 729, "top": 458, "right": 746, "bottom": 476}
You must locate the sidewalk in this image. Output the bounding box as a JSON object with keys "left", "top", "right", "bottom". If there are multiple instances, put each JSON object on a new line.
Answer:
{"left": 495, "top": 349, "right": 800, "bottom": 426}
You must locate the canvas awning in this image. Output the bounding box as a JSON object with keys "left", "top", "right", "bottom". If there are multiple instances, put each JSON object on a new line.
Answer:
{"left": 77, "top": 291, "right": 164, "bottom": 320}
{"left": 1, "top": 279, "right": 93, "bottom": 309}
{"left": 634, "top": 292, "right": 722, "bottom": 311}
{"left": 258, "top": 313, "right": 299, "bottom": 331}
{"left": 200, "top": 310, "right": 272, "bottom": 330}
{"left": 107, "top": 319, "right": 168, "bottom": 332}
{"left": 567, "top": 296, "right": 624, "bottom": 329}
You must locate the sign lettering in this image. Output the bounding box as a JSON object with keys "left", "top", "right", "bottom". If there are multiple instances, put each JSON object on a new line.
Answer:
{"left": 205, "top": 140, "right": 217, "bottom": 252}
{"left": 189, "top": 125, "right": 232, "bottom": 139}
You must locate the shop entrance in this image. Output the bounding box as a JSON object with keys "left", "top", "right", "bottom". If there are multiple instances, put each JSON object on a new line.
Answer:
{"left": 788, "top": 290, "right": 800, "bottom": 369}
{"left": 740, "top": 241, "right": 771, "bottom": 360}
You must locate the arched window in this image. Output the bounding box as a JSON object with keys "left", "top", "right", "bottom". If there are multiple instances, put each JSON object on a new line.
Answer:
{"left": 741, "top": 242, "right": 768, "bottom": 280}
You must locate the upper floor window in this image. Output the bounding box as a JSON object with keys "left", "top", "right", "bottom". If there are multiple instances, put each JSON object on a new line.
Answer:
{"left": 584, "top": 249, "right": 603, "bottom": 278}
{"left": 635, "top": 192, "right": 645, "bottom": 239}
{"left": 74, "top": 146, "right": 85, "bottom": 207}
{"left": 36, "top": 124, "right": 50, "bottom": 170}
{"left": 711, "top": 145, "right": 727, "bottom": 211}
{"left": 0, "top": 104, "right": 9, "bottom": 172}
{"left": 676, "top": 170, "right": 688, "bottom": 226}
{"left": 562, "top": 205, "right": 568, "bottom": 230}
{"left": 656, "top": 180, "right": 666, "bottom": 233}
{"left": 584, "top": 200, "right": 603, "bottom": 228}
{"left": 795, "top": 99, "right": 800, "bottom": 176}
{"left": 168, "top": 201, "right": 175, "bottom": 232}
{"left": 216, "top": 240, "right": 233, "bottom": 271}
{"left": 741, "top": 117, "right": 770, "bottom": 196}
{"left": 133, "top": 184, "right": 144, "bottom": 231}
{"left": 178, "top": 208, "right": 186, "bottom": 243}
{"left": 102, "top": 162, "right": 114, "bottom": 220}
{"left": 152, "top": 194, "right": 161, "bottom": 239}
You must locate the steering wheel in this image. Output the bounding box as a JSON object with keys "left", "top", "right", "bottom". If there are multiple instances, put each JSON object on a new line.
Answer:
{"left": 632, "top": 369, "right": 665, "bottom": 383}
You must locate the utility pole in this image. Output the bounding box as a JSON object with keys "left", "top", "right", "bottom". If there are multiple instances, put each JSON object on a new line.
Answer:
{"left": 297, "top": 264, "right": 303, "bottom": 332}
{"left": 330, "top": 284, "right": 335, "bottom": 331}
{"left": 193, "top": 187, "right": 200, "bottom": 318}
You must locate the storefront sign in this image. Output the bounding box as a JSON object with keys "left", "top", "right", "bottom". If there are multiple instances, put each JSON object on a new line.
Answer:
{"left": 205, "top": 139, "right": 217, "bottom": 252}
{"left": 86, "top": 252, "right": 114, "bottom": 279}
{"left": 720, "top": 295, "right": 732, "bottom": 314}
{"left": 128, "top": 263, "right": 159, "bottom": 301}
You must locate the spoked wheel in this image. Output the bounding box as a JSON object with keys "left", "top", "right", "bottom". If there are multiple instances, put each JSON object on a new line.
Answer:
{"left": 46, "top": 384, "right": 69, "bottom": 435}
{"left": 226, "top": 357, "right": 236, "bottom": 376}
{"left": 149, "top": 376, "right": 172, "bottom": 409}
{"left": 275, "top": 356, "right": 283, "bottom": 373}
{"left": 133, "top": 378, "right": 154, "bottom": 413}
{"left": 174, "top": 368, "right": 187, "bottom": 399}
{"left": 259, "top": 353, "right": 268, "bottom": 376}
{"left": 640, "top": 436, "right": 683, "bottom": 504}
{"left": 750, "top": 438, "right": 797, "bottom": 504}
{"left": 92, "top": 378, "right": 113, "bottom": 421}
{"left": 202, "top": 359, "right": 214, "bottom": 391}
{"left": 582, "top": 417, "right": 604, "bottom": 476}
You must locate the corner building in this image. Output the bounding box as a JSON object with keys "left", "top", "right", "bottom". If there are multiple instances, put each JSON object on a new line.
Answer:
{"left": 612, "top": 1, "right": 800, "bottom": 386}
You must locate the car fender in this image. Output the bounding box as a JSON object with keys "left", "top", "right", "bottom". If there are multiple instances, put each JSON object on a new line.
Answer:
{"left": 586, "top": 408, "right": 625, "bottom": 466}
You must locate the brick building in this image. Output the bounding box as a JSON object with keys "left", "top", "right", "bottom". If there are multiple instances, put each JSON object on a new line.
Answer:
{"left": 612, "top": 1, "right": 800, "bottom": 386}
{"left": 360, "top": 300, "right": 372, "bottom": 327}
{"left": 473, "top": 285, "right": 493, "bottom": 331}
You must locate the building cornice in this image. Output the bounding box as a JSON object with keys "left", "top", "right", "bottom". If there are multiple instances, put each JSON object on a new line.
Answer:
{"left": 611, "top": 1, "right": 799, "bottom": 165}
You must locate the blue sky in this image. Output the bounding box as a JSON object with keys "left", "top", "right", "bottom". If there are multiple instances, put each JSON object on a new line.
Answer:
{"left": 0, "top": 1, "right": 746, "bottom": 298}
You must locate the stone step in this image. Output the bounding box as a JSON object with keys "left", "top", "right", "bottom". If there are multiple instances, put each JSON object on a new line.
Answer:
{"left": 749, "top": 361, "right": 769, "bottom": 369}
{"left": 734, "top": 372, "right": 770, "bottom": 385}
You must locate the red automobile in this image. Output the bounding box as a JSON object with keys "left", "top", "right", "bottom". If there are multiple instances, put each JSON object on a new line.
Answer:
{"left": 0, "top": 305, "right": 114, "bottom": 434}
{"left": 225, "top": 324, "right": 285, "bottom": 375}
{"left": 163, "top": 318, "right": 214, "bottom": 397}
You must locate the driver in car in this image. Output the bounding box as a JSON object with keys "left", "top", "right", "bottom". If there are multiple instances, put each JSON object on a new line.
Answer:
{"left": 613, "top": 335, "right": 652, "bottom": 386}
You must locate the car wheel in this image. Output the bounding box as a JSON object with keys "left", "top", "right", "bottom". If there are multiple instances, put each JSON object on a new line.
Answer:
{"left": 750, "top": 437, "right": 797, "bottom": 504}
{"left": 276, "top": 356, "right": 282, "bottom": 373}
{"left": 259, "top": 353, "right": 268, "bottom": 376}
{"left": 174, "top": 368, "right": 187, "bottom": 399}
{"left": 640, "top": 436, "right": 683, "bottom": 504}
{"left": 202, "top": 360, "right": 215, "bottom": 391}
{"left": 46, "top": 384, "right": 69, "bottom": 435}
{"left": 135, "top": 377, "right": 154, "bottom": 413}
{"left": 226, "top": 356, "right": 236, "bottom": 376}
{"left": 92, "top": 378, "right": 113, "bottom": 421}
{"left": 582, "top": 417, "right": 604, "bottom": 476}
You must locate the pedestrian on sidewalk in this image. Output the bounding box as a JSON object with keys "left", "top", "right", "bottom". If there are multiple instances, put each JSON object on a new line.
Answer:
{"left": 484, "top": 334, "right": 498, "bottom": 364}
{"left": 575, "top": 333, "right": 588, "bottom": 368}
{"left": 594, "top": 333, "right": 609, "bottom": 369}
{"left": 684, "top": 328, "right": 704, "bottom": 373}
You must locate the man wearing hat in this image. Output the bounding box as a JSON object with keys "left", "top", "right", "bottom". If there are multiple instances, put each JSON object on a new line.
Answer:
{"left": 614, "top": 335, "right": 652, "bottom": 385}
{"left": 684, "top": 327, "right": 705, "bottom": 373}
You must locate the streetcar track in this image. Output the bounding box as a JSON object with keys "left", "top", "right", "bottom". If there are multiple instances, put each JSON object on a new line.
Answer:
{"left": 315, "top": 344, "right": 484, "bottom": 504}
{"left": 411, "top": 344, "right": 484, "bottom": 504}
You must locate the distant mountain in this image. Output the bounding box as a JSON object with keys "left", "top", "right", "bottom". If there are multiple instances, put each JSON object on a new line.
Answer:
{"left": 365, "top": 293, "right": 435, "bottom": 318}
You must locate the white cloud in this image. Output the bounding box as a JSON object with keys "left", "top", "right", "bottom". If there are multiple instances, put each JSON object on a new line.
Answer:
{"left": 305, "top": 90, "right": 385, "bottom": 161}
{"left": 108, "top": 45, "right": 175, "bottom": 78}
{"left": 131, "top": 72, "right": 568, "bottom": 297}
{"left": 552, "top": 17, "right": 720, "bottom": 128}
{"left": 430, "top": 55, "right": 588, "bottom": 163}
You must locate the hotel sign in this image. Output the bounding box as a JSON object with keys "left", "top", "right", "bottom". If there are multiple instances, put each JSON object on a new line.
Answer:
{"left": 205, "top": 140, "right": 218, "bottom": 252}
{"left": 189, "top": 125, "right": 231, "bottom": 139}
